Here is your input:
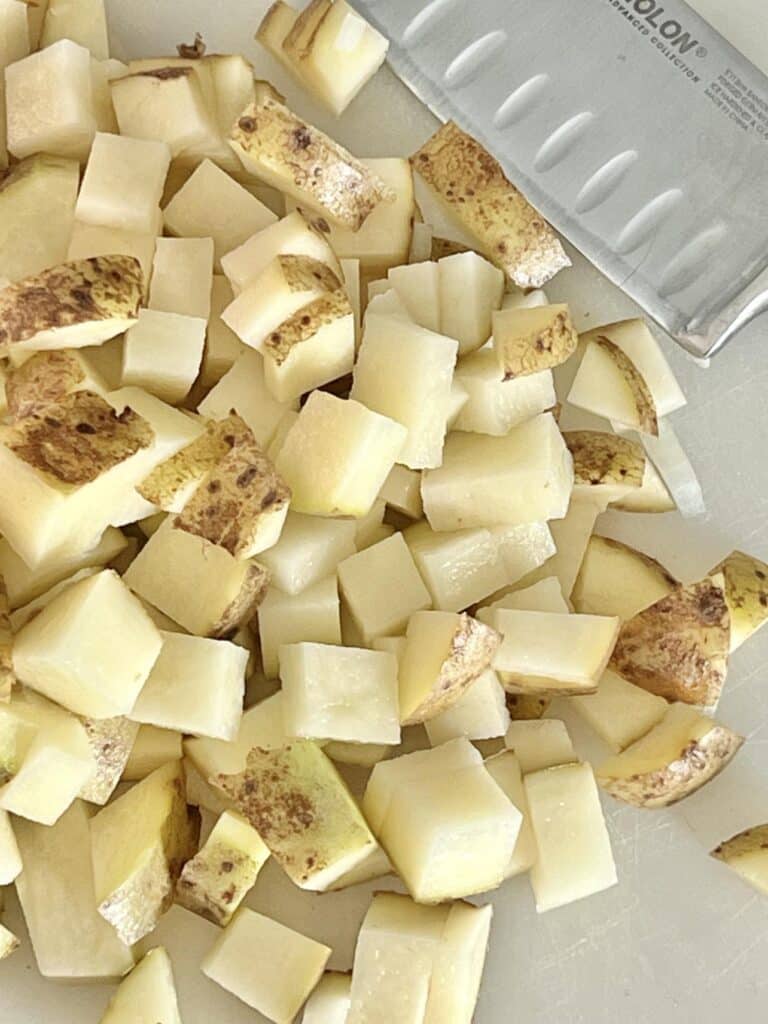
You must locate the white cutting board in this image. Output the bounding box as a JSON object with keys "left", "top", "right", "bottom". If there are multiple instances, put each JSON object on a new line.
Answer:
{"left": 3, "top": 2, "right": 768, "bottom": 1022}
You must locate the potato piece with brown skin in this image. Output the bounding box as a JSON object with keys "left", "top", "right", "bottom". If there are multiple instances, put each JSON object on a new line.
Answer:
{"left": 710, "top": 550, "right": 768, "bottom": 652}
{"left": 492, "top": 304, "right": 578, "bottom": 379}
{"left": 229, "top": 97, "right": 394, "bottom": 230}
{"left": 597, "top": 702, "right": 743, "bottom": 808}
{"left": 0, "top": 255, "right": 143, "bottom": 354}
{"left": 174, "top": 419, "right": 291, "bottom": 559}
{"left": 410, "top": 122, "right": 569, "bottom": 288}
{"left": 78, "top": 716, "right": 140, "bottom": 805}
{"left": 574, "top": 336, "right": 659, "bottom": 436}
{"left": 5, "top": 350, "right": 107, "bottom": 420}
{"left": 505, "top": 693, "right": 551, "bottom": 720}
{"left": 711, "top": 824, "right": 768, "bottom": 895}
{"left": 565, "top": 430, "right": 646, "bottom": 507}
{"left": 610, "top": 575, "right": 730, "bottom": 706}
{"left": 572, "top": 535, "right": 679, "bottom": 621}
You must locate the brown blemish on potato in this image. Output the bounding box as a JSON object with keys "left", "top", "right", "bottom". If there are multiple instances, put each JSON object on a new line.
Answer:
{"left": 136, "top": 66, "right": 193, "bottom": 80}
{"left": 210, "top": 560, "right": 271, "bottom": 637}
{"left": 264, "top": 288, "right": 351, "bottom": 365}
{"left": 496, "top": 307, "right": 578, "bottom": 379}
{"left": 6, "top": 350, "right": 88, "bottom": 420}
{"left": 593, "top": 336, "right": 658, "bottom": 436}
{"left": 710, "top": 550, "right": 768, "bottom": 649}
{"left": 565, "top": 430, "right": 646, "bottom": 490}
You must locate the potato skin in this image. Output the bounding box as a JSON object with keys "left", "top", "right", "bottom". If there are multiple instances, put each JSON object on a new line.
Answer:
{"left": 593, "top": 336, "right": 658, "bottom": 435}
{"left": 710, "top": 549, "right": 768, "bottom": 651}
{"left": 712, "top": 824, "right": 768, "bottom": 862}
{"left": 565, "top": 430, "right": 645, "bottom": 490}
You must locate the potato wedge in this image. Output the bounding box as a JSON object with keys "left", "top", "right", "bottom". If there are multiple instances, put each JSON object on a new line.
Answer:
{"left": 568, "top": 336, "right": 658, "bottom": 435}
{"left": 597, "top": 702, "right": 743, "bottom": 808}
{"left": 609, "top": 575, "right": 730, "bottom": 706}
{"left": 99, "top": 948, "right": 182, "bottom": 1024}
{"left": 492, "top": 303, "right": 577, "bottom": 379}
{"left": 711, "top": 824, "right": 768, "bottom": 895}
{"left": 710, "top": 549, "right": 768, "bottom": 652}
{"left": 572, "top": 535, "right": 678, "bottom": 620}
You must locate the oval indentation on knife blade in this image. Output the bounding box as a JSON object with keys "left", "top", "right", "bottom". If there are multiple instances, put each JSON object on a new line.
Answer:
{"left": 403, "top": 0, "right": 461, "bottom": 45}
{"left": 574, "top": 150, "right": 639, "bottom": 214}
{"left": 443, "top": 31, "right": 508, "bottom": 90}
{"left": 533, "top": 111, "right": 595, "bottom": 173}
{"left": 615, "top": 189, "right": 684, "bottom": 255}
{"left": 659, "top": 223, "right": 729, "bottom": 296}
{"left": 493, "top": 74, "right": 550, "bottom": 129}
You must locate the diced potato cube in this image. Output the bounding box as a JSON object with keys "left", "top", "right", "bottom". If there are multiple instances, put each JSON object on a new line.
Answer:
{"left": 130, "top": 632, "right": 247, "bottom": 740}
{"left": 525, "top": 761, "right": 617, "bottom": 912}
{"left": 13, "top": 569, "right": 162, "bottom": 718}
{"left": 40, "top": 0, "right": 109, "bottom": 59}
{"left": 572, "top": 534, "right": 677, "bottom": 621}
{"left": 567, "top": 337, "right": 657, "bottom": 434}
{"left": 422, "top": 414, "right": 573, "bottom": 530}
{"left": 91, "top": 760, "right": 200, "bottom": 944}
{"left": 399, "top": 611, "right": 501, "bottom": 725}
{"left": 78, "top": 716, "right": 139, "bottom": 805}
{"left": 76, "top": 132, "right": 171, "bottom": 235}
{"left": 123, "top": 518, "right": 270, "bottom": 637}
{"left": 149, "top": 236, "right": 213, "bottom": 320}
{"left": 184, "top": 691, "right": 287, "bottom": 782}
{"left": 258, "top": 578, "right": 341, "bottom": 679}
{"left": 492, "top": 303, "right": 578, "bottom": 379}
{"left": 380, "top": 464, "right": 423, "bottom": 519}
{"left": 5, "top": 40, "right": 96, "bottom": 161}
{"left": 425, "top": 668, "right": 510, "bottom": 745}
{"left": 504, "top": 719, "right": 576, "bottom": 774}
{"left": 217, "top": 741, "right": 379, "bottom": 890}
{"left": 478, "top": 577, "right": 569, "bottom": 619}
{"left": 14, "top": 801, "right": 135, "bottom": 981}
{"left": 67, "top": 220, "right": 157, "bottom": 287}
{"left": 200, "top": 275, "right": 246, "bottom": 388}
{"left": 338, "top": 533, "right": 431, "bottom": 645}
{"left": 176, "top": 810, "right": 269, "bottom": 926}
{"left": 388, "top": 260, "right": 440, "bottom": 332}
{"left": 281, "top": 641, "right": 400, "bottom": 744}
{"left": 122, "top": 724, "right": 181, "bottom": 781}
{"left": 202, "top": 907, "right": 331, "bottom": 1024}
{"left": 198, "top": 348, "right": 295, "bottom": 447}
{"left": 121, "top": 309, "right": 206, "bottom": 404}
{"left": 163, "top": 158, "right": 277, "bottom": 267}
{"left": 99, "top": 948, "right": 182, "bottom": 1024}
{"left": 351, "top": 314, "right": 457, "bottom": 469}
{"left": 568, "top": 669, "right": 668, "bottom": 752}
{"left": 353, "top": 498, "right": 385, "bottom": 550}
{"left": 257, "top": 511, "right": 356, "bottom": 595}
{"left": 275, "top": 392, "right": 406, "bottom": 518}
{"left": 303, "top": 972, "right": 352, "bottom": 1024}
{"left": 438, "top": 251, "right": 504, "bottom": 355}
{"left": 484, "top": 750, "right": 537, "bottom": 877}
{"left": 404, "top": 521, "right": 509, "bottom": 612}
{"left": 454, "top": 351, "right": 556, "bottom": 436}
{"left": 520, "top": 495, "right": 600, "bottom": 600}
{"left": 424, "top": 900, "right": 494, "bottom": 1024}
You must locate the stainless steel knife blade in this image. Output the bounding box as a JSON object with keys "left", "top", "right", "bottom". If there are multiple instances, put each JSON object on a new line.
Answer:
{"left": 354, "top": 0, "right": 768, "bottom": 357}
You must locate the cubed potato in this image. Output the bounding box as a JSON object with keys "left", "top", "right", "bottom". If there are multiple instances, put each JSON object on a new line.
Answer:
{"left": 438, "top": 251, "right": 504, "bottom": 355}
{"left": 0, "top": 809, "right": 21, "bottom": 884}
{"left": 220, "top": 209, "right": 341, "bottom": 295}
{"left": 478, "top": 577, "right": 569, "bottom": 620}
{"left": 711, "top": 549, "right": 768, "bottom": 652}
{"left": 303, "top": 972, "right": 352, "bottom": 1024}
{"left": 0, "top": 693, "right": 95, "bottom": 825}
{"left": 121, "top": 309, "right": 206, "bottom": 404}
{"left": 202, "top": 907, "right": 331, "bottom": 1024}
{"left": 0, "top": 154, "right": 79, "bottom": 283}
{"left": 39, "top": 0, "right": 107, "bottom": 57}
{"left": 149, "top": 236, "right": 213, "bottom": 320}
{"left": 123, "top": 518, "right": 270, "bottom": 637}
{"left": 205, "top": 52, "right": 256, "bottom": 139}
{"left": 13, "top": 569, "right": 162, "bottom": 718}
{"left": 76, "top": 132, "right": 171, "bottom": 235}
{"left": 399, "top": 611, "right": 501, "bottom": 725}
{"left": 122, "top": 724, "right": 181, "bottom": 781}
{"left": 256, "top": 0, "right": 301, "bottom": 72}
{"left": 283, "top": 0, "right": 388, "bottom": 115}
{"left": 99, "top": 948, "right": 182, "bottom": 1024}
{"left": 163, "top": 158, "right": 277, "bottom": 268}
{"left": 347, "top": 892, "right": 446, "bottom": 1024}
{"left": 130, "top": 632, "right": 247, "bottom": 740}
{"left": 89, "top": 57, "right": 119, "bottom": 134}
{"left": 712, "top": 825, "right": 768, "bottom": 897}
{"left": 422, "top": 414, "right": 573, "bottom": 531}
{"left": 404, "top": 521, "right": 509, "bottom": 612}
{"left": 176, "top": 810, "right": 269, "bottom": 926}
{"left": 110, "top": 66, "right": 217, "bottom": 158}
{"left": 0, "top": 255, "right": 143, "bottom": 355}
{"left": 568, "top": 337, "right": 658, "bottom": 435}
{"left": 571, "top": 534, "right": 677, "bottom": 620}
{"left": 198, "top": 348, "right": 295, "bottom": 447}
{"left": 338, "top": 533, "right": 431, "bottom": 645}
{"left": 454, "top": 350, "right": 555, "bottom": 437}
{"left": 596, "top": 702, "right": 743, "bottom": 808}
{"left": 525, "top": 761, "right": 617, "bottom": 912}
{"left": 489, "top": 521, "right": 556, "bottom": 588}
{"left": 567, "top": 669, "right": 668, "bottom": 752}
{"left": 275, "top": 391, "right": 406, "bottom": 517}
{"left": 517, "top": 494, "right": 600, "bottom": 600}
{"left": 0, "top": 0, "right": 29, "bottom": 77}
{"left": 78, "top": 716, "right": 139, "bottom": 805}
{"left": 492, "top": 303, "right": 578, "bottom": 379}
{"left": 504, "top": 719, "right": 576, "bottom": 773}
{"left": 380, "top": 464, "right": 423, "bottom": 519}
{"left": 281, "top": 642, "right": 400, "bottom": 744}
{"left": 487, "top": 608, "right": 620, "bottom": 695}
{"left": 228, "top": 95, "right": 392, "bottom": 230}
{"left": 388, "top": 260, "right": 440, "bottom": 333}
{"left": 411, "top": 122, "right": 569, "bottom": 287}
{"left": 217, "top": 741, "right": 379, "bottom": 890}
{"left": 258, "top": 578, "right": 341, "bottom": 679}
{"left": 5, "top": 40, "right": 96, "bottom": 161}
{"left": 67, "top": 220, "right": 158, "bottom": 287}
{"left": 484, "top": 751, "right": 537, "bottom": 877}
{"left": 377, "top": 756, "right": 521, "bottom": 903}
{"left": 318, "top": 158, "right": 412, "bottom": 270}
{"left": 425, "top": 668, "right": 510, "bottom": 746}
{"left": 9, "top": 567, "right": 100, "bottom": 633}
{"left": 91, "top": 760, "right": 200, "bottom": 944}
{"left": 14, "top": 801, "right": 135, "bottom": 981}
{"left": 424, "top": 899, "right": 494, "bottom": 1024}
{"left": 184, "top": 691, "right": 287, "bottom": 784}
{"left": 200, "top": 275, "right": 246, "bottom": 388}
{"left": 353, "top": 498, "right": 385, "bottom": 550}
{"left": 257, "top": 511, "right": 356, "bottom": 595}
{"left": 351, "top": 314, "right": 458, "bottom": 469}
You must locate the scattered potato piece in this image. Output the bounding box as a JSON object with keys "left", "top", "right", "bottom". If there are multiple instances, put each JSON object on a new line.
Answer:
{"left": 597, "top": 702, "right": 743, "bottom": 807}
{"left": 123, "top": 724, "right": 181, "bottom": 781}
{"left": 484, "top": 751, "right": 537, "bottom": 877}
{"left": 185, "top": 692, "right": 287, "bottom": 784}
{"left": 258, "top": 578, "right": 342, "bottom": 678}
{"left": 99, "top": 947, "right": 182, "bottom": 1024}
{"left": 404, "top": 521, "right": 509, "bottom": 613}
{"left": 203, "top": 907, "right": 331, "bottom": 1023}
{"left": 711, "top": 824, "right": 768, "bottom": 895}
{"left": 67, "top": 220, "right": 158, "bottom": 288}
{"left": 611, "top": 454, "right": 675, "bottom": 513}
{"left": 149, "top": 236, "right": 213, "bottom": 320}
{"left": 411, "top": 122, "right": 569, "bottom": 287}
{"left": 258, "top": 511, "right": 356, "bottom": 595}
{"left": 490, "top": 521, "right": 556, "bottom": 587}
{"left": 424, "top": 668, "right": 510, "bottom": 746}
{"left": 572, "top": 535, "right": 678, "bottom": 620}
{"left": 565, "top": 429, "right": 646, "bottom": 509}
{"left": 78, "top": 716, "right": 139, "bottom": 805}
{"left": 493, "top": 303, "right": 578, "bottom": 379}
{"left": 609, "top": 575, "right": 730, "bottom": 706}
{"left": 122, "top": 309, "right": 206, "bottom": 404}
{"left": 567, "top": 669, "right": 668, "bottom": 752}
{"left": 711, "top": 549, "right": 768, "bottom": 652}
{"left": 198, "top": 348, "right": 295, "bottom": 447}
{"left": 515, "top": 494, "right": 600, "bottom": 600}
{"left": 504, "top": 719, "right": 576, "bottom": 774}
{"left": 380, "top": 464, "right": 423, "bottom": 520}
{"left": 454, "top": 351, "right": 555, "bottom": 437}
{"left": 568, "top": 336, "right": 658, "bottom": 435}
{"left": 438, "top": 251, "right": 504, "bottom": 355}
{"left": 478, "top": 577, "right": 569, "bottom": 620}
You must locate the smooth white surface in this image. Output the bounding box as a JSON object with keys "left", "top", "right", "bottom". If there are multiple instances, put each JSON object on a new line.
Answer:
{"left": 3, "top": 1, "right": 768, "bottom": 1022}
